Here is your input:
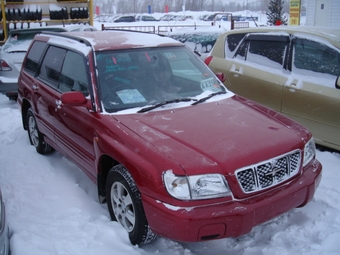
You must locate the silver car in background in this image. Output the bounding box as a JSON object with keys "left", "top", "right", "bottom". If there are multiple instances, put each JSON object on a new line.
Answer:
{"left": 0, "top": 188, "right": 9, "bottom": 255}
{"left": 0, "top": 25, "right": 97, "bottom": 100}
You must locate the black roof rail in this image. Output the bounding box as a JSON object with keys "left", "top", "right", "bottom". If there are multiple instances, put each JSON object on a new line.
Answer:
{"left": 8, "top": 27, "right": 69, "bottom": 36}
{"left": 39, "top": 31, "right": 92, "bottom": 47}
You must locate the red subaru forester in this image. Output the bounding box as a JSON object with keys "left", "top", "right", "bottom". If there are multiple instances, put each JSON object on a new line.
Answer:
{"left": 17, "top": 30, "right": 322, "bottom": 246}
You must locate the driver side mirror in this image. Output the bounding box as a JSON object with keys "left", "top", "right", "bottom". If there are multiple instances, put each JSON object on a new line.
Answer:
{"left": 336, "top": 77, "right": 340, "bottom": 89}
{"left": 61, "top": 91, "right": 92, "bottom": 109}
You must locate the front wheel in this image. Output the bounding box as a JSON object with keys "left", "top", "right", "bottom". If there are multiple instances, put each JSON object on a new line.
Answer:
{"left": 106, "top": 165, "right": 156, "bottom": 246}
{"left": 26, "top": 108, "right": 54, "bottom": 154}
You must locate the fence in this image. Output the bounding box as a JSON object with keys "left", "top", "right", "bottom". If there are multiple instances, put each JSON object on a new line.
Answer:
{"left": 101, "top": 21, "right": 248, "bottom": 35}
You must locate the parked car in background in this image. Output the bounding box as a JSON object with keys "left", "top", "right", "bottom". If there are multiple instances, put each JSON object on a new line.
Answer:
{"left": 135, "top": 15, "right": 159, "bottom": 22}
{"left": 205, "top": 26, "right": 340, "bottom": 151}
{"left": 200, "top": 14, "right": 215, "bottom": 21}
{"left": 0, "top": 24, "right": 97, "bottom": 100}
{"left": 160, "top": 14, "right": 192, "bottom": 21}
{"left": 113, "top": 15, "right": 135, "bottom": 22}
{"left": 18, "top": 30, "right": 321, "bottom": 246}
{"left": 168, "top": 27, "right": 224, "bottom": 60}
{"left": 0, "top": 188, "right": 9, "bottom": 255}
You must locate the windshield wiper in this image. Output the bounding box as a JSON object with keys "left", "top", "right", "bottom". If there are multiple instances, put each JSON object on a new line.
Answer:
{"left": 138, "top": 98, "right": 197, "bottom": 113}
{"left": 191, "top": 91, "right": 227, "bottom": 105}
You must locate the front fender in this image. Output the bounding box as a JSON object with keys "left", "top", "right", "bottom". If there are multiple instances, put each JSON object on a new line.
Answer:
{"left": 93, "top": 122, "right": 181, "bottom": 204}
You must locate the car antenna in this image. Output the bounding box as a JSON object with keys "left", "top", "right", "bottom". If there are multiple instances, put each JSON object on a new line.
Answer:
{"left": 61, "top": 8, "right": 65, "bottom": 27}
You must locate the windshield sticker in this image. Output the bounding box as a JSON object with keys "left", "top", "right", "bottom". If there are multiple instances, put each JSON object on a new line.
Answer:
{"left": 200, "top": 78, "right": 221, "bottom": 92}
{"left": 113, "top": 76, "right": 130, "bottom": 85}
{"left": 116, "top": 89, "right": 147, "bottom": 104}
{"left": 163, "top": 52, "right": 177, "bottom": 60}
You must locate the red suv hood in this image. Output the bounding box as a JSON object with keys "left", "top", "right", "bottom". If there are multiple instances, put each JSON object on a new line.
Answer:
{"left": 113, "top": 96, "right": 307, "bottom": 176}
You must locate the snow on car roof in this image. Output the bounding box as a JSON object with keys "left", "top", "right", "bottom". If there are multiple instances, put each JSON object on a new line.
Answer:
{"left": 38, "top": 30, "right": 183, "bottom": 57}
{"left": 60, "top": 31, "right": 183, "bottom": 51}
{"left": 222, "top": 26, "right": 340, "bottom": 48}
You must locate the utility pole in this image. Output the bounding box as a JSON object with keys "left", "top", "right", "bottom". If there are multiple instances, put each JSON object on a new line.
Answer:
{"left": 247, "top": 0, "right": 249, "bottom": 15}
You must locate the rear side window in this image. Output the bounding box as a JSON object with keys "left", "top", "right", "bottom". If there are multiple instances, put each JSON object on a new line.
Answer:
{"left": 225, "top": 33, "right": 247, "bottom": 58}
{"left": 248, "top": 40, "right": 287, "bottom": 66}
{"left": 24, "top": 41, "right": 47, "bottom": 73}
{"left": 235, "top": 34, "right": 289, "bottom": 69}
{"left": 38, "top": 46, "right": 67, "bottom": 88}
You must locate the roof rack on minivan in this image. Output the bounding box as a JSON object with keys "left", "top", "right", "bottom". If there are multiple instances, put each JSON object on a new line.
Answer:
{"left": 40, "top": 31, "right": 92, "bottom": 47}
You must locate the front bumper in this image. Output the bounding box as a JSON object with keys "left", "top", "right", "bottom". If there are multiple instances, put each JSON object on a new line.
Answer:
{"left": 0, "top": 80, "right": 18, "bottom": 100}
{"left": 0, "top": 78, "right": 17, "bottom": 93}
{"left": 143, "top": 159, "right": 322, "bottom": 242}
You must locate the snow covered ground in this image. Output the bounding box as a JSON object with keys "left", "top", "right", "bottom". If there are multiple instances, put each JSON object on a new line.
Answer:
{"left": 1, "top": 92, "right": 340, "bottom": 255}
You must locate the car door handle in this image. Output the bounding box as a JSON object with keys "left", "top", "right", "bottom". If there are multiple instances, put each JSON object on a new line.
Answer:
{"left": 56, "top": 100, "right": 62, "bottom": 109}
{"left": 284, "top": 80, "right": 300, "bottom": 91}
{"left": 230, "top": 65, "right": 243, "bottom": 76}
{"left": 32, "top": 84, "right": 38, "bottom": 91}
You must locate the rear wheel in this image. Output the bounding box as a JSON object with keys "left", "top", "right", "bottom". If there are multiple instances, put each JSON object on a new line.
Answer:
{"left": 106, "top": 164, "right": 156, "bottom": 246}
{"left": 26, "top": 108, "right": 54, "bottom": 154}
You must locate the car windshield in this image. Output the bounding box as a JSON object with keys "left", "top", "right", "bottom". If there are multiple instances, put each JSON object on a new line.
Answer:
{"left": 96, "top": 46, "right": 226, "bottom": 113}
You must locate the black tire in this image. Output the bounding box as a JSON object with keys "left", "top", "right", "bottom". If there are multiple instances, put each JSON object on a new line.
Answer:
{"left": 26, "top": 108, "right": 54, "bottom": 154}
{"left": 0, "top": 30, "right": 3, "bottom": 41}
{"left": 106, "top": 165, "right": 156, "bottom": 246}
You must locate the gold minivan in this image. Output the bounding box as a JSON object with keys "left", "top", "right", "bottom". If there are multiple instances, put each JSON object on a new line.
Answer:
{"left": 205, "top": 26, "right": 340, "bottom": 151}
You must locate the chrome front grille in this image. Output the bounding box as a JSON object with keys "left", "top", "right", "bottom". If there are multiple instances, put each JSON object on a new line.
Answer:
{"left": 236, "top": 150, "right": 301, "bottom": 193}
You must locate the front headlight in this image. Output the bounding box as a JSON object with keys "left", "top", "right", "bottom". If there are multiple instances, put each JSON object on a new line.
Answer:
{"left": 303, "top": 137, "right": 316, "bottom": 167}
{"left": 163, "top": 170, "right": 231, "bottom": 200}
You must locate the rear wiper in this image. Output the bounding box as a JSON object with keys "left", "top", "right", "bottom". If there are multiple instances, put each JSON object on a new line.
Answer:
{"left": 138, "top": 98, "right": 197, "bottom": 113}
{"left": 191, "top": 91, "right": 227, "bottom": 105}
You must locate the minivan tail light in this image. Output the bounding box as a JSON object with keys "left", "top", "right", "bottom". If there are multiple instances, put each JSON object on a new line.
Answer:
{"left": 216, "top": 72, "right": 226, "bottom": 83}
{"left": 204, "top": 56, "right": 213, "bottom": 66}
{"left": 0, "top": 60, "right": 12, "bottom": 71}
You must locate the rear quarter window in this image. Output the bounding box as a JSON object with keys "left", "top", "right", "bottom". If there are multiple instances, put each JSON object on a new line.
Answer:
{"left": 24, "top": 41, "right": 47, "bottom": 73}
{"left": 293, "top": 38, "right": 340, "bottom": 77}
{"left": 225, "top": 33, "right": 247, "bottom": 58}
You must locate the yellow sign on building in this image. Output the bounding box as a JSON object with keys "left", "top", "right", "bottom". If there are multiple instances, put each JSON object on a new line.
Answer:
{"left": 289, "top": 0, "right": 301, "bottom": 25}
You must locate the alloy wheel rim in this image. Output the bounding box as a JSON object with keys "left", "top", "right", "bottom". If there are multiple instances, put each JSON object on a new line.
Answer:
{"left": 28, "top": 116, "right": 39, "bottom": 147}
{"left": 111, "top": 182, "right": 135, "bottom": 232}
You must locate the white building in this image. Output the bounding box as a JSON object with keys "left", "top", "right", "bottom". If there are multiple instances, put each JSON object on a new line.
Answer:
{"left": 305, "top": 0, "right": 340, "bottom": 28}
